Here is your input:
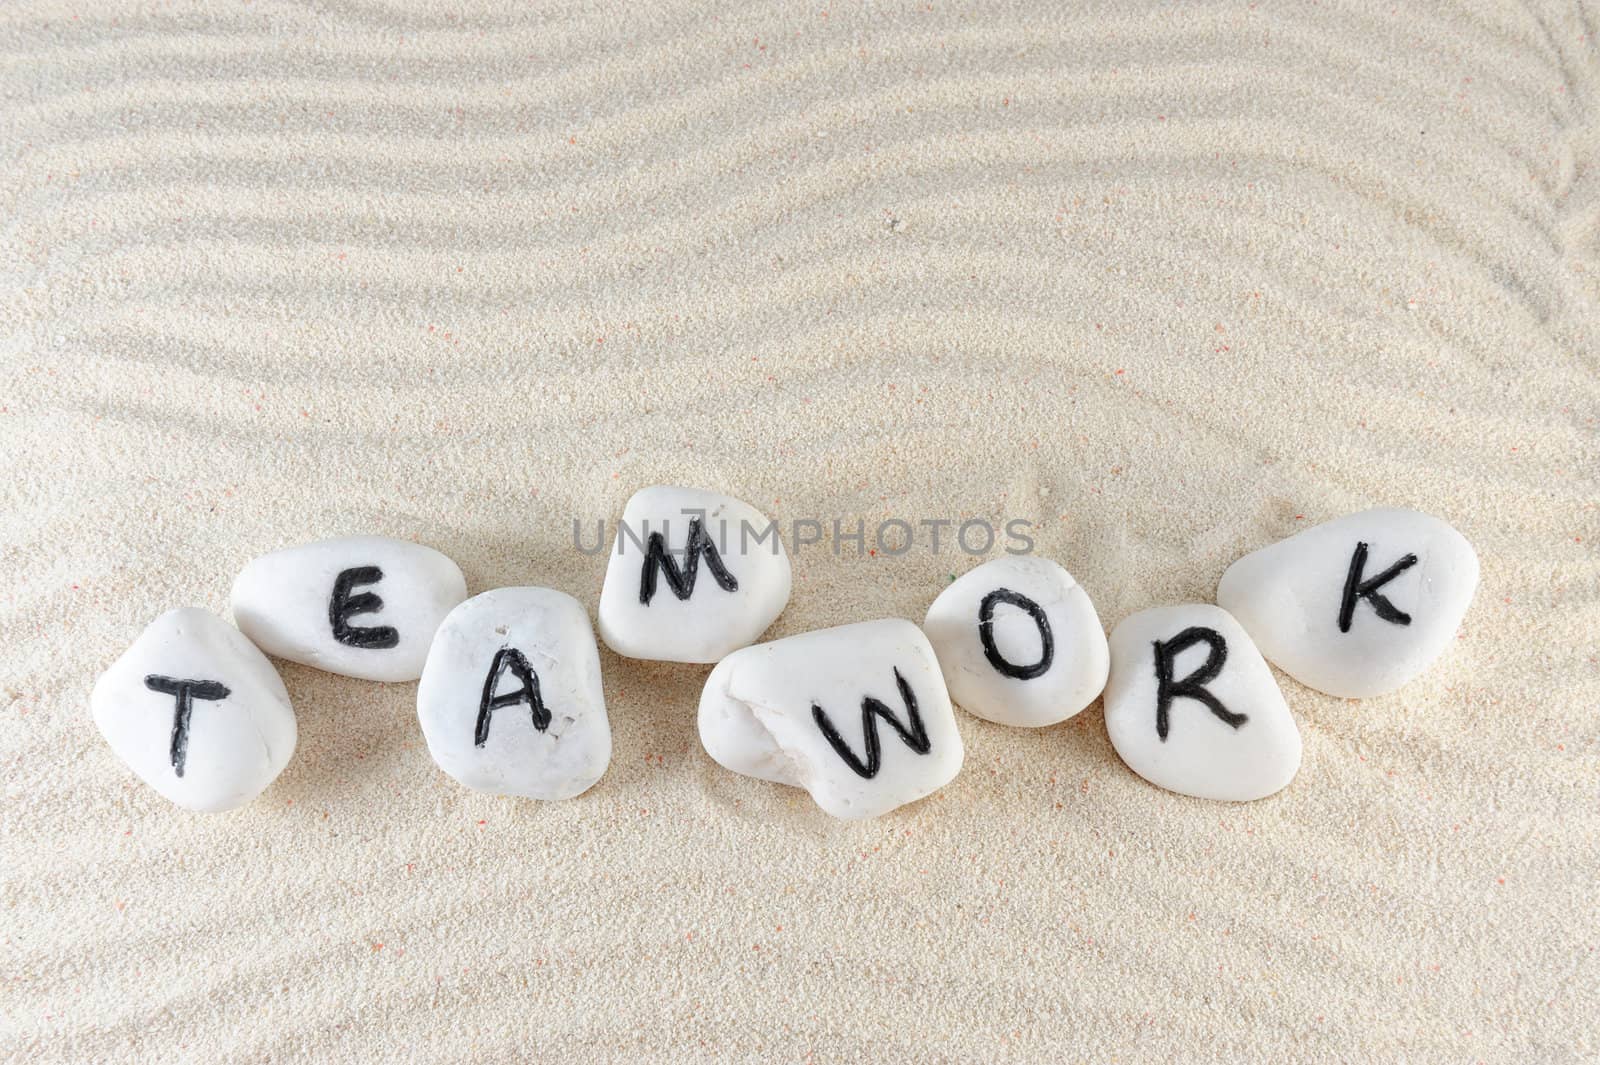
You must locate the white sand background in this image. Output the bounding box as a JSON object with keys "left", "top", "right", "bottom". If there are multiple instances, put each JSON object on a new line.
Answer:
{"left": 3, "top": 1, "right": 1598, "bottom": 1061}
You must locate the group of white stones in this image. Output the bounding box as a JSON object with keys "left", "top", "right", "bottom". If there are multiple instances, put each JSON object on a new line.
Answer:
{"left": 92, "top": 487, "right": 1479, "bottom": 819}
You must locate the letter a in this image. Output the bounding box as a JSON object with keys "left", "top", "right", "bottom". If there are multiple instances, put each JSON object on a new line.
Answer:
{"left": 475, "top": 648, "right": 553, "bottom": 747}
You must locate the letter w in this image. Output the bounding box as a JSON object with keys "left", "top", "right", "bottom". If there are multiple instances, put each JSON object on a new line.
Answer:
{"left": 811, "top": 668, "right": 932, "bottom": 779}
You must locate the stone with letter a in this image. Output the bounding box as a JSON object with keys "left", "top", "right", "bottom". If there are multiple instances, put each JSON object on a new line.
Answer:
{"left": 417, "top": 587, "right": 611, "bottom": 801}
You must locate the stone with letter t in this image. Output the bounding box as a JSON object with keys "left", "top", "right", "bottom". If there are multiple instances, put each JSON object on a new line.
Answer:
{"left": 91, "top": 608, "right": 297, "bottom": 813}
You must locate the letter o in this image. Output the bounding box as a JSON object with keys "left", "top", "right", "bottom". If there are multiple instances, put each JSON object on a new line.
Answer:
{"left": 876, "top": 519, "right": 913, "bottom": 556}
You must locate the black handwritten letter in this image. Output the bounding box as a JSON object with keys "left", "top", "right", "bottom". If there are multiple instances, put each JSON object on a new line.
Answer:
{"left": 144, "top": 675, "right": 231, "bottom": 777}
{"left": 1337, "top": 542, "right": 1419, "bottom": 633}
{"left": 811, "top": 668, "right": 931, "bottom": 779}
{"left": 474, "top": 648, "right": 553, "bottom": 747}
{"left": 977, "top": 588, "right": 1054, "bottom": 680}
{"left": 638, "top": 518, "right": 739, "bottom": 606}
{"left": 329, "top": 566, "right": 400, "bottom": 649}
{"left": 1151, "top": 627, "right": 1246, "bottom": 741}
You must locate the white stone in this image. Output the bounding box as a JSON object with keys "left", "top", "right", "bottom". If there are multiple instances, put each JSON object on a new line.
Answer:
{"left": 1104, "top": 604, "right": 1301, "bottom": 802}
{"left": 598, "top": 485, "right": 791, "bottom": 664}
{"left": 231, "top": 535, "right": 468, "bottom": 682}
{"left": 1217, "top": 507, "right": 1479, "bottom": 698}
{"left": 697, "top": 618, "right": 963, "bottom": 819}
{"left": 91, "top": 608, "right": 297, "bottom": 813}
{"left": 922, "top": 555, "right": 1109, "bottom": 728}
{"left": 416, "top": 587, "right": 610, "bottom": 801}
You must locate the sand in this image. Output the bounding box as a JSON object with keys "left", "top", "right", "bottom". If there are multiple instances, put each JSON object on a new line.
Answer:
{"left": 3, "top": 1, "right": 1597, "bottom": 1061}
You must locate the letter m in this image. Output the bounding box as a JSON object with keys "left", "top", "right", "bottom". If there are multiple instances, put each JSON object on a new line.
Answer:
{"left": 638, "top": 517, "right": 739, "bottom": 605}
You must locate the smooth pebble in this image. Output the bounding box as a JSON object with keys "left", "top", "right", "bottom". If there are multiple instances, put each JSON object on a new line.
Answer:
{"left": 598, "top": 485, "right": 791, "bottom": 664}
{"left": 1217, "top": 507, "right": 1478, "bottom": 698}
{"left": 417, "top": 587, "right": 610, "bottom": 801}
{"left": 231, "top": 535, "right": 467, "bottom": 682}
{"left": 1104, "top": 604, "right": 1300, "bottom": 802}
{"left": 923, "top": 555, "right": 1108, "bottom": 727}
{"left": 91, "top": 607, "right": 297, "bottom": 813}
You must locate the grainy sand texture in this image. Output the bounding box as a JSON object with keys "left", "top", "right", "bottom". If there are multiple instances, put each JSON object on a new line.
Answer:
{"left": 3, "top": 1, "right": 1598, "bottom": 1061}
